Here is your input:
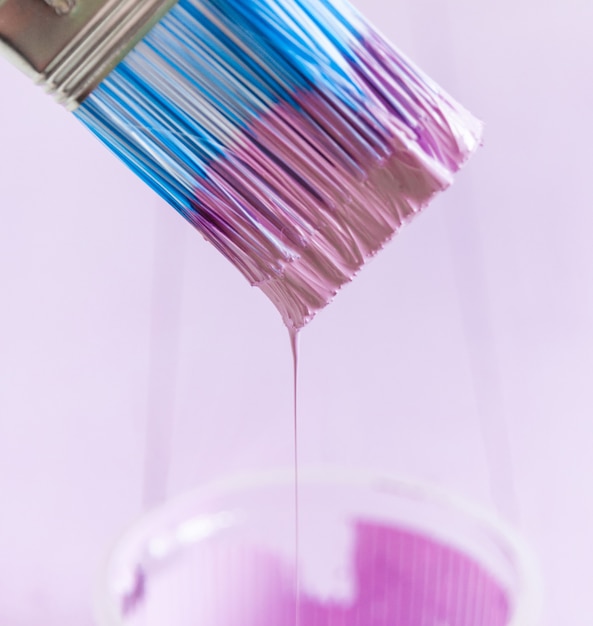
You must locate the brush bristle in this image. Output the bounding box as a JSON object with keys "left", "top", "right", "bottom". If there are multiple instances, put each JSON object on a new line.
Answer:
{"left": 75, "top": 0, "right": 482, "bottom": 329}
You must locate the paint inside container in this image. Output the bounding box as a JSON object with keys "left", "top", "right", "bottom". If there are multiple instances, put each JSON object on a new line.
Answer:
{"left": 95, "top": 470, "right": 540, "bottom": 626}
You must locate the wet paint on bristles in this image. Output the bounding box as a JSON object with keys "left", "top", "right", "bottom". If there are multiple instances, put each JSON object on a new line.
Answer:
{"left": 75, "top": 0, "right": 482, "bottom": 329}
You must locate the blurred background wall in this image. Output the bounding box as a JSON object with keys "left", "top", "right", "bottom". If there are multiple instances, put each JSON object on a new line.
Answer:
{"left": 1, "top": 0, "right": 592, "bottom": 624}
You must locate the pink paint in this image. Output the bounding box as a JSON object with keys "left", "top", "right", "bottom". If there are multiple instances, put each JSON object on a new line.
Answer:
{"left": 294, "top": 521, "right": 510, "bottom": 626}
{"left": 191, "top": 35, "right": 481, "bottom": 330}
{"left": 116, "top": 519, "right": 511, "bottom": 626}
{"left": 289, "top": 327, "right": 302, "bottom": 626}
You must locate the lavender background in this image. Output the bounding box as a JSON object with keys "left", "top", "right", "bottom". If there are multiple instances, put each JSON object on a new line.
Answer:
{"left": 0, "top": 0, "right": 592, "bottom": 624}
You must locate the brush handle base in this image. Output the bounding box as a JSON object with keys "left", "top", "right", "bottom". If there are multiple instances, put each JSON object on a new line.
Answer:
{"left": 0, "top": 0, "right": 176, "bottom": 110}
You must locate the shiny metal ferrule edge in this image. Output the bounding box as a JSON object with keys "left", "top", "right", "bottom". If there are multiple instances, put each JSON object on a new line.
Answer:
{"left": 0, "top": 0, "right": 177, "bottom": 110}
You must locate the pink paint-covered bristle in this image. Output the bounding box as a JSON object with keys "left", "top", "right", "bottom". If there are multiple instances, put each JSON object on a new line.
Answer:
{"left": 192, "top": 34, "right": 482, "bottom": 328}
{"left": 77, "top": 0, "right": 482, "bottom": 328}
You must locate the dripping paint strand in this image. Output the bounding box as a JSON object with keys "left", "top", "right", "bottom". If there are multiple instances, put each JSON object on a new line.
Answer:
{"left": 289, "top": 326, "right": 301, "bottom": 626}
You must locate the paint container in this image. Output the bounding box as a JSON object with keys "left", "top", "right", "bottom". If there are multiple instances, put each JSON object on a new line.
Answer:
{"left": 95, "top": 469, "right": 541, "bottom": 626}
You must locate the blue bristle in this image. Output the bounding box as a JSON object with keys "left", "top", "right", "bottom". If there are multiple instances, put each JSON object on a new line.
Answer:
{"left": 75, "top": 0, "right": 482, "bottom": 328}
{"left": 75, "top": 0, "right": 383, "bottom": 256}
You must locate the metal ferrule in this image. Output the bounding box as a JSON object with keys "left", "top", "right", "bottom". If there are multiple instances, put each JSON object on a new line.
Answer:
{"left": 0, "top": 0, "right": 177, "bottom": 110}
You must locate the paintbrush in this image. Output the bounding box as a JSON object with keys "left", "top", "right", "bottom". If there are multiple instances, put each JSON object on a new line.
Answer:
{"left": 0, "top": 0, "right": 482, "bottom": 329}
